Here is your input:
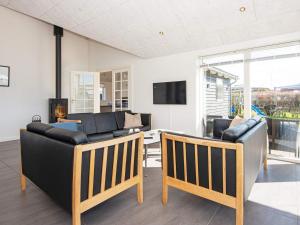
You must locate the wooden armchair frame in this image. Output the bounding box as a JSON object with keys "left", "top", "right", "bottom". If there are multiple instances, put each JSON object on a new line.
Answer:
{"left": 21, "top": 132, "right": 144, "bottom": 225}
{"left": 161, "top": 132, "right": 244, "bottom": 225}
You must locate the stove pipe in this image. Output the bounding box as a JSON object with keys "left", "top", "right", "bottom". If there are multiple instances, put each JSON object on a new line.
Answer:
{"left": 53, "top": 25, "right": 63, "bottom": 99}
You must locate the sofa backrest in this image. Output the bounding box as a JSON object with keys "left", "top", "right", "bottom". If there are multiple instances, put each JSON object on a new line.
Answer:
{"left": 221, "top": 116, "right": 262, "bottom": 142}
{"left": 114, "top": 110, "right": 131, "bottom": 129}
{"left": 68, "top": 112, "right": 119, "bottom": 134}
{"left": 93, "top": 112, "right": 118, "bottom": 133}
{"left": 27, "top": 122, "right": 88, "bottom": 145}
{"left": 67, "top": 113, "right": 97, "bottom": 134}
{"left": 213, "top": 118, "right": 232, "bottom": 138}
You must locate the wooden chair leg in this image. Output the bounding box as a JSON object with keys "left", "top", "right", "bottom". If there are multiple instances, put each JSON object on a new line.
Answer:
{"left": 162, "top": 180, "right": 168, "bottom": 205}
{"left": 20, "top": 174, "right": 26, "bottom": 192}
{"left": 72, "top": 212, "right": 81, "bottom": 225}
{"left": 236, "top": 202, "right": 244, "bottom": 225}
{"left": 137, "top": 179, "right": 143, "bottom": 204}
{"left": 264, "top": 157, "right": 268, "bottom": 170}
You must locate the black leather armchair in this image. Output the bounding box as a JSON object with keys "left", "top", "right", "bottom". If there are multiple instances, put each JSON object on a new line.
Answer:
{"left": 20, "top": 123, "right": 144, "bottom": 225}
{"left": 161, "top": 117, "right": 268, "bottom": 225}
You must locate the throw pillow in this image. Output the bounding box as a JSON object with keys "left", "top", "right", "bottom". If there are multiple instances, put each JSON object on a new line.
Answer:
{"left": 124, "top": 112, "right": 142, "bottom": 129}
{"left": 50, "top": 122, "right": 81, "bottom": 132}
{"left": 229, "top": 115, "right": 246, "bottom": 128}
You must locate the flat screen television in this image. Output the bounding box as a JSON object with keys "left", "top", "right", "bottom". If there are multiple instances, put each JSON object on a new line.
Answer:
{"left": 153, "top": 81, "right": 186, "bottom": 104}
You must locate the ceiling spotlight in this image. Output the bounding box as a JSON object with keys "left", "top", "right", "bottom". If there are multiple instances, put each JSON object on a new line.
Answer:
{"left": 159, "top": 31, "right": 165, "bottom": 36}
{"left": 239, "top": 6, "right": 246, "bottom": 12}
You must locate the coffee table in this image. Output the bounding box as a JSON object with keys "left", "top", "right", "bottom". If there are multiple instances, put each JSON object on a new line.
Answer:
{"left": 143, "top": 130, "right": 161, "bottom": 168}
{"left": 143, "top": 129, "right": 184, "bottom": 167}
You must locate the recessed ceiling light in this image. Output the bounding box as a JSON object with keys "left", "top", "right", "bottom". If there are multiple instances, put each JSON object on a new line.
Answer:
{"left": 239, "top": 6, "right": 246, "bottom": 12}
{"left": 159, "top": 31, "right": 165, "bottom": 36}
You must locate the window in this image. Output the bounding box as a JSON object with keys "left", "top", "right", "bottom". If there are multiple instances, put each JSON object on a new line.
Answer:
{"left": 201, "top": 43, "right": 300, "bottom": 161}
{"left": 216, "top": 78, "right": 224, "bottom": 100}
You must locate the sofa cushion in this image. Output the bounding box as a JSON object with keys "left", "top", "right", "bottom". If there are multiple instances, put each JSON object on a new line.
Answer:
{"left": 244, "top": 116, "right": 262, "bottom": 129}
{"left": 124, "top": 112, "right": 143, "bottom": 129}
{"left": 27, "top": 122, "right": 53, "bottom": 135}
{"left": 140, "top": 125, "right": 151, "bottom": 132}
{"left": 50, "top": 122, "right": 82, "bottom": 132}
{"left": 229, "top": 115, "right": 246, "bottom": 128}
{"left": 67, "top": 113, "right": 97, "bottom": 135}
{"left": 87, "top": 132, "right": 114, "bottom": 142}
{"left": 113, "top": 129, "right": 130, "bottom": 137}
{"left": 45, "top": 128, "right": 88, "bottom": 145}
{"left": 244, "top": 119, "right": 257, "bottom": 129}
{"left": 213, "top": 119, "right": 232, "bottom": 139}
{"left": 94, "top": 112, "right": 118, "bottom": 133}
{"left": 115, "top": 110, "right": 131, "bottom": 129}
{"left": 252, "top": 116, "right": 262, "bottom": 124}
{"left": 222, "top": 123, "right": 249, "bottom": 142}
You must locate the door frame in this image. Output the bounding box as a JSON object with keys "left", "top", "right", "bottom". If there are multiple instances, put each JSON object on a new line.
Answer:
{"left": 70, "top": 71, "right": 100, "bottom": 114}
{"left": 98, "top": 67, "right": 131, "bottom": 112}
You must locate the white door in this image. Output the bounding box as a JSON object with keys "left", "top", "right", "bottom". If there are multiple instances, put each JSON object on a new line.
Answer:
{"left": 70, "top": 71, "right": 100, "bottom": 113}
{"left": 113, "top": 69, "right": 129, "bottom": 111}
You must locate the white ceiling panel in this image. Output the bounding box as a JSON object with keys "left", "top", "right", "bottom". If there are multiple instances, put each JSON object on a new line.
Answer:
{"left": 7, "top": 0, "right": 56, "bottom": 17}
{"left": 1, "top": 0, "right": 300, "bottom": 57}
{"left": 254, "top": 0, "right": 300, "bottom": 19}
{"left": 0, "top": 0, "right": 9, "bottom": 6}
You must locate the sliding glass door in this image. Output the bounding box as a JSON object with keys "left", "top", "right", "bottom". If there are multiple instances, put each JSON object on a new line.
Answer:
{"left": 201, "top": 43, "right": 300, "bottom": 161}
{"left": 249, "top": 45, "right": 300, "bottom": 159}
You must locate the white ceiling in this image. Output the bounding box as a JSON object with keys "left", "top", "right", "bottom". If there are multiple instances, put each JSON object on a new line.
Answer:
{"left": 1, "top": 0, "right": 300, "bottom": 58}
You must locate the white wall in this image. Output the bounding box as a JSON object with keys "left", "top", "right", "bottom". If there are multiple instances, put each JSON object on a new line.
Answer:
{"left": 0, "top": 6, "right": 140, "bottom": 141}
{"left": 0, "top": 6, "right": 54, "bottom": 141}
{"left": 132, "top": 53, "right": 202, "bottom": 136}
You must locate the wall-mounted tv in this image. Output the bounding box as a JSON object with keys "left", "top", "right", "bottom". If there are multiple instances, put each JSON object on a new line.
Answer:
{"left": 153, "top": 81, "right": 186, "bottom": 104}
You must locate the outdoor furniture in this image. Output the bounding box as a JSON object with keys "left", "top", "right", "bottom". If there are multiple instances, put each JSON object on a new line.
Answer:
{"left": 267, "top": 117, "right": 300, "bottom": 158}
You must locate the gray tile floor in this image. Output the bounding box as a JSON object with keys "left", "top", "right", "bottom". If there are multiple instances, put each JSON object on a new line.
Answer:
{"left": 0, "top": 140, "right": 299, "bottom": 225}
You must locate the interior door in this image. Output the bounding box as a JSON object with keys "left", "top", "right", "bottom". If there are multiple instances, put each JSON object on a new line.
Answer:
{"left": 113, "top": 69, "right": 129, "bottom": 111}
{"left": 70, "top": 71, "right": 100, "bottom": 113}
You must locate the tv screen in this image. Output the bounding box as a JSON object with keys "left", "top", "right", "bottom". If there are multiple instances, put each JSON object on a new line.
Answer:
{"left": 153, "top": 81, "right": 186, "bottom": 104}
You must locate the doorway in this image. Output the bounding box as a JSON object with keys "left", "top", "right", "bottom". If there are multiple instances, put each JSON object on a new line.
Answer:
{"left": 100, "top": 71, "right": 113, "bottom": 112}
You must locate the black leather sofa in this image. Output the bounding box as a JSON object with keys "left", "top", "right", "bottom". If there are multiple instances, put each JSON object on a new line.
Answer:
{"left": 212, "top": 116, "right": 267, "bottom": 199}
{"left": 20, "top": 122, "right": 144, "bottom": 225}
{"left": 164, "top": 116, "right": 267, "bottom": 200}
{"left": 66, "top": 111, "right": 151, "bottom": 142}
{"left": 161, "top": 116, "right": 267, "bottom": 225}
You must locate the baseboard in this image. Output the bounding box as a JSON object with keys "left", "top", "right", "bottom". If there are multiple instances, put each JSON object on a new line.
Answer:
{"left": 0, "top": 136, "right": 19, "bottom": 143}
